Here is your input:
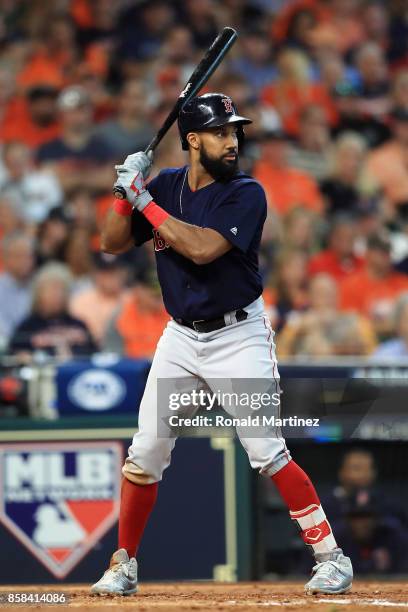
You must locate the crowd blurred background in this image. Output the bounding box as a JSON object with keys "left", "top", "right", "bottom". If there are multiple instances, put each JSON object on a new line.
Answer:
{"left": 0, "top": 0, "right": 408, "bottom": 362}
{"left": 1, "top": 0, "right": 408, "bottom": 580}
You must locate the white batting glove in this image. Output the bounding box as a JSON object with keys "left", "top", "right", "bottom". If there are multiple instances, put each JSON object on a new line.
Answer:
{"left": 114, "top": 151, "right": 154, "bottom": 210}
{"left": 115, "top": 151, "right": 153, "bottom": 180}
{"left": 114, "top": 167, "right": 153, "bottom": 211}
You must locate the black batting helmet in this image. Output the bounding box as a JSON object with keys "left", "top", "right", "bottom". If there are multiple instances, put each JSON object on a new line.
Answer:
{"left": 178, "top": 93, "right": 252, "bottom": 151}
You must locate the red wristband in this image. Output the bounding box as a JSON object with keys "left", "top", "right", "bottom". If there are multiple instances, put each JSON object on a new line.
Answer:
{"left": 142, "top": 201, "right": 169, "bottom": 228}
{"left": 113, "top": 198, "right": 133, "bottom": 216}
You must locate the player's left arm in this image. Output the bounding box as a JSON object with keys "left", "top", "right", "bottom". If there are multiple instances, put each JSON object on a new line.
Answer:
{"left": 154, "top": 218, "right": 232, "bottom": 264}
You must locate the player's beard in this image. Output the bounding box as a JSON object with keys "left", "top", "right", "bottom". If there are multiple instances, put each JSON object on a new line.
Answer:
{"left": 199, "top": 147, "right": 239, "bottom": 181}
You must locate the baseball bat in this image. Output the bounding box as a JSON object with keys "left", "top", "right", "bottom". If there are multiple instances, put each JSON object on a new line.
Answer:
{"left": 113, "top": 26, "right": 238, "bottom": 199}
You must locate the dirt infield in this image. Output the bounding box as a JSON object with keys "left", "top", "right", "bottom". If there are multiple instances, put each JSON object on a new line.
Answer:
{"left": 0, "top": 582, "right": 408, "bottom": 611}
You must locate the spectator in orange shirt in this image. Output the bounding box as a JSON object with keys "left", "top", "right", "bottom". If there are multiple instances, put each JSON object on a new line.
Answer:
{"left": 71, "top": 0, "right": 93, "bottom": 29}
{"left": 17, "top": 48, "right": 64, "bottom": 91}
{"left": 309, "top": 216, "right": 365, "bottom": 281}
{"left": 69, "top": 252, "right": 129, "bottom": 346}
{"left": 17, "top": 13, "right": 79, "bottom": 90}
{"left": 253, "top": 128, "right": 323, "bottom": 215}
{"left": 261, "top": 48, "right": 337, "bottom": 137}
{"left": 365, "top": 107, "right": 408, "bottom": 213}
{"left": 103, "top": 276, "right": 169, "bottom": 359}
{"left": 340, "top": 231, "right": 408, "bottom": 336}
{"left": 2, "top": 86, "right": 61, "bottom": 149}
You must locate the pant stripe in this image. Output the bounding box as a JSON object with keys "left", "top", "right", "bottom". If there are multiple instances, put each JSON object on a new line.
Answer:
{"left": 263, "top": 314, "right": 291, "bottom": 462}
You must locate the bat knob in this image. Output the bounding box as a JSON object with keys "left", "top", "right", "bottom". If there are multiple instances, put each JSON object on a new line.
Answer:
{"left": 113, "top": 185, "right": 127, "bottom": 200}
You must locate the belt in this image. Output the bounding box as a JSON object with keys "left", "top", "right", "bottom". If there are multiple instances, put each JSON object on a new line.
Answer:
{"left": 175, "top": 309, "right": 248, "bottom": 333}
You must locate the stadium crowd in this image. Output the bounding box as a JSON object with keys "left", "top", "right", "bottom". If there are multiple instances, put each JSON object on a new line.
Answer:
{"left": 0, "top": 0, "right": 407, "bottom": 362}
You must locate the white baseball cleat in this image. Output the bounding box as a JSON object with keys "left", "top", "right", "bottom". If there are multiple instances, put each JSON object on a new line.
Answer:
{"left": 91, "top": 548, "right": 138, "bottom": 596}
{"left": 305, "top": 549, "right": 353, "bottom": 595}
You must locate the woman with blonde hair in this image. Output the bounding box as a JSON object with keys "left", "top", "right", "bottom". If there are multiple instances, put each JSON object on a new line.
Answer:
{"left": 320, "top": 131, "right": 377, "bottom": 216}
{"left": 9, "top": 262, "right": 95, "bottom": 360}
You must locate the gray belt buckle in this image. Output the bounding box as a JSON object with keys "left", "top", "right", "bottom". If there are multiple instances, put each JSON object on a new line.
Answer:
{"left": 192, "top": 319, "right": 205, "bottom": 331}
{"left": 224, "top": 310, "right": 238, "bottom": 326}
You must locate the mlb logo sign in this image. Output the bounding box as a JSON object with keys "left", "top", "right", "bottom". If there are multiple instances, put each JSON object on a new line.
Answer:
{"left": 0, "top": 442, "right": 122, "bottom": 578}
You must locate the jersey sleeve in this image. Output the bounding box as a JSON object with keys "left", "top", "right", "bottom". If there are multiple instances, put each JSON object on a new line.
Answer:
{"left": 130, "top": 174, "right": 162, "bottom": 246}
{"left": 204, "top": 181, "right": 267, "bottom": 253}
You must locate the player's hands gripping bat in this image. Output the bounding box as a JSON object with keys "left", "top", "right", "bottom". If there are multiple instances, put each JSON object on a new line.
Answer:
{"left": 115, "top": 160, "right": 153, "bottom": 212}
{"left": 113, "top": 151, "right": 153, "bottom": 205}
{"left": 113, "top": 26, "right": 238, "bottom": 200}
{"left": 115, "top": 151, "right": 153, "bottom": 179}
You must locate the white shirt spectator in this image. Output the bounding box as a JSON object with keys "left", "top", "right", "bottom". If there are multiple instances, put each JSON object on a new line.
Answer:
{"left": 371, "top": 339, "right": 408, "bottom": 360}
{"left": 0, "top": 141, "right": 62, "bottom": 224}
{"left": 0, "top": 163, "right": 62, "bottom": 223}
{"left": 0, "top": 272, "right": 32, "bottom": 347}
{"left": 0, "top": 232, "right": 34, "bottom": 348}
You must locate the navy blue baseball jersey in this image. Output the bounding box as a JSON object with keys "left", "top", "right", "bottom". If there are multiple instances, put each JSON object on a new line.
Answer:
{"left": 131, "top": 166, "right": 267, "bottom": 320}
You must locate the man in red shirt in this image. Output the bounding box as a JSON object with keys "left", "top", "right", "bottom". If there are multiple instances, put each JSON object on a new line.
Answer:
{"left": 309, "top": 216, "right": 365, "bottom": 281}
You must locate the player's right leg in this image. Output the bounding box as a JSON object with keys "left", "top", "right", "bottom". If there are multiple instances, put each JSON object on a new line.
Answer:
{"left": 202, "top": 305, "right": 352, "bottom": 595}
{"left": 91, "top": 321, "right": 200, "bottom": 595}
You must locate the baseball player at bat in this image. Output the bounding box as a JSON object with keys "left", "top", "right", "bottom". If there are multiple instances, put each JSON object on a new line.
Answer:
{"left": 91, "top": 93, "right": 353, "bottom": 596}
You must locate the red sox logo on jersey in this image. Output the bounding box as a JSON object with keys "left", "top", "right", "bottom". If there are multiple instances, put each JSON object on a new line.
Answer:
{"left": 222, "top": 97, "right": 234, "bottom": 113}
{"left": 153, "top": 229, "right": 169, "bottom": 252}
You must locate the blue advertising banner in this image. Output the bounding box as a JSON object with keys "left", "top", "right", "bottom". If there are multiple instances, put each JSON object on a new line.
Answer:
{"left": 56, "top": 357, "right": 150, "bottom": 416}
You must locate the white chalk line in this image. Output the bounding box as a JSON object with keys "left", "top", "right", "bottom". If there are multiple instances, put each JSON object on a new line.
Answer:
{"left": 65, "top": 599, "right": 408, "bottom": 609}
{"left": 313, "top": 599, "right": 408, "bottom": 608}
{"left": 225, "top": 598, "right": 408, "bottom": 608}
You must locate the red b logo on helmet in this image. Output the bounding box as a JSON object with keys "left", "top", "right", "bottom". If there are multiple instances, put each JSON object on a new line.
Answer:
{"left": 222, "top": 97, "right": 233, "bottom": 113}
